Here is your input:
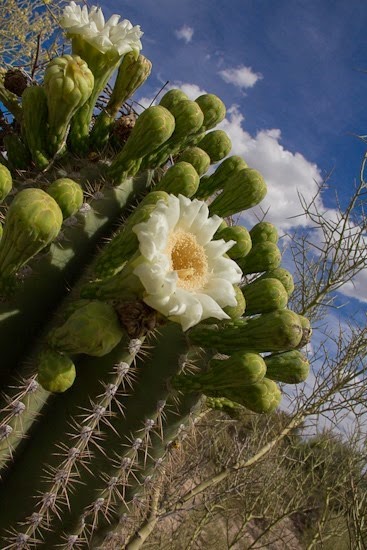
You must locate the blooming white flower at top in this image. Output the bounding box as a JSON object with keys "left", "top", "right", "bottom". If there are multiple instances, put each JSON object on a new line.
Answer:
{"left": 132, "top": 195, "right": 243, "bottom": 331}
{"left": 60, "top": 1, "right": 143, "bottom": 56}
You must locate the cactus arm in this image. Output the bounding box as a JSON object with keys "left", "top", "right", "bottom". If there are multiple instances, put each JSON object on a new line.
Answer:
{"left": 0, "top": 324, "right": 201, "bottom": 547}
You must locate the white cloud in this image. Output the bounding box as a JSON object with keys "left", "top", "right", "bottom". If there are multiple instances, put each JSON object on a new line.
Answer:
{"left": 174, "top": 25, "right": 194, "bottom": 43}
{"left": 219, "top": 65, "right": 263, "bottom": 89}
{"left": 170, "top": 82, "right": 207, "bottom": 100}
{"left": 218, "top": 105, "right": 323, "bottom": 231}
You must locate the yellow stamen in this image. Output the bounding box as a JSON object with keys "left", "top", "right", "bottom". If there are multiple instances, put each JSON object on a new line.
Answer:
{"left": 167, "top": 230, "right": 208, "bottom": 290}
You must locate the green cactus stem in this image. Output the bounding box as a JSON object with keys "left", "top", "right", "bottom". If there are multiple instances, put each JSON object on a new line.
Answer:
{"left": 37, "top": 348, "right": 76, "bottom": 393}
{"left": 93, "top": 191, "right": 169, "bottom": 279}
{"left": 194, "top": 155, "right": 248, "bottom": 200}
{"left": 47, "top": 300, "right": 124, "bottom": 357}
{"left": 44, "top": 54, "right": 94, "bottom": 156}
{"left": 107, "top": 105, "right": 175, "bottom": 184}
{"left": 172, "top": 351, "right": 266, "bottom": 393}
{"left": 214, "top": 225, "right": 252, "bottom": 259}
{"left": 241, "top": 277, "right": 289, "bottom": 316}
{"left": 154, "top": 161, "right": 199, "bottom": 197}
{"left": 189, "top": 309, "right": 304, "bottom": 354}
{"left": 0, "top": 188, "right": 63, "bottom": 285}
{"left": 0, "top": 324, "right": 200, "bottom": 547}
{"left": 209, "top": 168, "right": 267, "bottom": 218}
{"left": 265, "top": 350, "right": 310, "bottom": 384}
{"left": 3, "top": 134, "right": 31, "bottom": 170}
{"left": 46, "top": 177, "right": 84, "bottom": 219}
{"left": 257, "top": 267, "right": 295, "bottom": 297}
{"left": 0, "top": 164, "right": 12, "bottom": 203}
{"left": 80, "top": 256, "right": 144, "bottom": 301}
{"left": 177, "top": 146, "right": 211, "bottom": 176}
{"left": 236, "top": 242, "right": 282, "bottom": 274}
{"left": 68, "top": 38, "right": 123, "bottom": 154}
{"left": 213, "top": 378, "right": 282, "bottom": 414}
{"left": 196, "top": 129, "right": 232, "bottom": 163}
{"left": 21, "top": 86, "right": 50, "bottom": 169}
{"left": 91, "top": 53, "right": 152, "bottom": 150}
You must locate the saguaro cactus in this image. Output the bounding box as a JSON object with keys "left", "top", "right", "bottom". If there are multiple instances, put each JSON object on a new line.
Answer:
{"left": 0, "top": 3, "right": 311, "bottom": 548}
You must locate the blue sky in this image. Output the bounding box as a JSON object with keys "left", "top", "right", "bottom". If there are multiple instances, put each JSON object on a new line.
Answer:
{"left": 102, "top": 0, "right": 367, "bottom": 194}
{"left": 101, "top": 0, "right": 367, "bottom": 309}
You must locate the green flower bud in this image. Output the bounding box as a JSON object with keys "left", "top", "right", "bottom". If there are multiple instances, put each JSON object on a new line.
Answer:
{"left": 172, "top": 352, "right": 266, "bottom": 393}
{"left": 46, "top": 178, "right": 84, "bottom": 219}
{"left": 168, "top": 99, "right": 205, "bottom": 141}
{"left": 236, "top": 242, "right": 282, "bottom": 275}
{"left": 249, "top": 221, "right": 279, "bottom": 245}
{"left": 48, "top": 301, "right": 123, "bottom": 357}
{"left": 38, "top": 348, "right": 76, "bottom": 393}
{"left": 223, "top": 285, "right": 246, "bottom": 319}
{"left": 257, "top": 268, "right": 295, "bottom": 297}
{"left": 209, "top": 168, "right": 267, "bottom": 218}
{"left": 241, "top": 278, "right": 288, "bottom": 316}
{"left": 195, "top": 155, "right": 248, "bottom": 199}
{"left": 217, "top": 378, "right": 282, "bottom": 414}
{"left": 108, "top": 106, "right": 175, "bottom": 184}
{"left": 90, "top": 53, "right": 152, "bottom": 150}
{"left": 0, "top": 188, "right": 63, "bottom": 279}
{"left": 155, "top": 162, "right": 199, "bottom": 197}
{"left": 214, "top": 225, "right": 252, "bottom": 259}
{"left": 159, "top": 89, "right": 188, "bottom": 111}
{"left": 197, "top": 130, "right": 232, "bottom": 163}
{"left": 68, "top": 38, "right": 122, "bottom": 154}
{"left": 44, "top": 55, "right": 94, "bottom": 155}
{"left": 142, "top": 99, "right": 206, "bottom": 170}
{"left": 206, "top": 396, "right": 242, "bottom": 413}
{"left": 108, "top": 53, "right": 152, "bottom": 116}
{"left": 21, "top": 86, "right": 49, "bottom": 169}
{"left": 265, "top": 350, "right": 310, "bottom": 384}
{"left": 189, "top": 309, "right": 303, "bottom": 354}
{"left": 0, "top": 164, "right": 12, "bottom": 203}
{"left": 177, "top": 147, "right": 210, "bottom": 176}
{"left": 195, "top": 93, "right": 226, "bottom": 131}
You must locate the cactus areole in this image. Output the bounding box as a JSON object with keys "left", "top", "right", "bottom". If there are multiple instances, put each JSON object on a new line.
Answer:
{"left": 0, "top": 2, "right": 311, "bottom": 547}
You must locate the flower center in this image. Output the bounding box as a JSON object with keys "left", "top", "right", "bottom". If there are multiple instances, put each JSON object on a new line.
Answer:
{"left": 167, "top": 230, "right": 208, "bottom": 290}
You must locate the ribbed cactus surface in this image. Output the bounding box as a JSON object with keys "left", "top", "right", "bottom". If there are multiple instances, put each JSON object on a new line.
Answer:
{"left": 0, "top": 3, "right": 311, "bottom": 548}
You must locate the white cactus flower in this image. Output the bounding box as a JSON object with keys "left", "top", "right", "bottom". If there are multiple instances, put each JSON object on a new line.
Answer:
{"left": 132, "top": 194, "right": 243, "bottom": 331}
{"left": 60, "top": 2, "right": 143, "bottom": 56}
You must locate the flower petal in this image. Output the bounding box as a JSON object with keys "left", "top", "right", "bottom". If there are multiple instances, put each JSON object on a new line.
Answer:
{"left": 203, "top": 277, "right": 238, "bottom": 307}
{"left": 192, "top": 215, "right": 223, "bottom": 245}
